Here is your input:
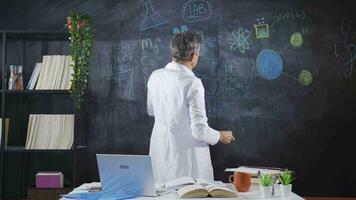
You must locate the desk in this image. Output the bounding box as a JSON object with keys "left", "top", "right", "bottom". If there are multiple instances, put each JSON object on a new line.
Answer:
{"left": 60, "top": 184, "right": 304, "bottom": 200}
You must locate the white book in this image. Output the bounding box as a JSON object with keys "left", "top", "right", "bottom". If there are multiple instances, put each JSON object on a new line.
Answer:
{"left": 26, "top": 114, "right": 40, "bottom": 149}
{"left": 63, "top": 56, "right": 73, "bottom": 90}
{"left": 25, "top": 114, "right": 74, "bottom": 149}
{"left": 52, "top": 56, "right": 64, "bottom": 89}
{"left": 225, "top": 166, "right": 282, "bottom": 175}
{"left": 44, "top": 55, "right": 57, "bottom": 89}
{"left": 64, "top": 115, "right": 74, "bottom": 149}
{"left": 26, "top": 63, "right": 42, "bottom": 90}
{"left": 35, "top": 57, "right": 46, "bottom": 89}
{"left": 0, "top": 118, "right": 10, "bottom": 147}
{"left": 51, "top": 115, "right": 62, "bottom": 149}
{"left": 59, "top": 56, "right": 69, "bottom": 90}
{"left": 165, "top": 177, "right": 226, "bottom": 191}
{"left": 48, "top": 56, "right": 59, "bottom": 89}
{"left": 176, "top": 181, "right": 237, "bottom": 198}
{"left": 47, "top": 115, "right": 56, "bottom": 149}
{"left": 25, "top": 115, "right": 34, "bottom": 149}
{"left": 31, "top": 63, "right": 42, "bottom": 89}
{"left": 40, "top": 115, "right": 49, "bottom": 149}
{"left": 36, "top": 55, "right": 53, "bottom": 90}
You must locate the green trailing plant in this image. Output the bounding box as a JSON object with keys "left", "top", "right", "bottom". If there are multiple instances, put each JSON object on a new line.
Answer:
{"left": 278, "top": 169, "right": 295, "bottom": 185}
{"left": 65, "top": 11, "right": 94, "bottom": 109}
{"left": 258, "top": 172, "right": 273, "bottom": 187}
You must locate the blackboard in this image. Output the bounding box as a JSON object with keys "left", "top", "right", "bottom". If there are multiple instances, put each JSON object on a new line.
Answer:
{"left": 86, "top": 0, "right": 356, "bottom": 196}
{"left": 1, "top": 0, "right": 356, "bottom": 196}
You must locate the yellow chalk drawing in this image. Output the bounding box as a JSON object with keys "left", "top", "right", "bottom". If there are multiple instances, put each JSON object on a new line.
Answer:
{"left": 290, "top": 32, "right": 303, "bottom": 47}
{"left": 298, "top": 69, "right": 313, "bottom": 86}
{"left": 254, "top": 24, "right": 269, "bottom": 39}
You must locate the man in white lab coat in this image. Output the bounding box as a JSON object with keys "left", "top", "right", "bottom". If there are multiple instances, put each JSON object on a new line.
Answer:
{"left": 147, "top": 31, "right": 235, "bottom": 184}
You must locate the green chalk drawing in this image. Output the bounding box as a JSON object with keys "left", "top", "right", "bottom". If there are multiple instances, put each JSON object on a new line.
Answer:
{"left": 230, "top": 27, "right": 251, "bottom": 53}
{"left": 298, "top": 69, "right": 313, "bottom": 86}
{"left": 290, "top": 32, "right": 303, "bottom": 47}
{"left": 254, "top": 24, "right": 269, "bottom": 39}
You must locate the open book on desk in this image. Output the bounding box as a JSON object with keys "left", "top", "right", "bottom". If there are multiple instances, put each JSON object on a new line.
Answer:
{"left": 164, "top": 177, "right": 237, "bottom": 198}
{"left": 165, "top": 176, "right": 226, "bottom": 191}
{"left": 177, "top": 183, "right": 237, "bottom": 198}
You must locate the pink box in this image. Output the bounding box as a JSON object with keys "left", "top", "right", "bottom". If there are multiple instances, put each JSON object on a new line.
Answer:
{"left": 36, "top": 172, "right": 63, "bottom": 188}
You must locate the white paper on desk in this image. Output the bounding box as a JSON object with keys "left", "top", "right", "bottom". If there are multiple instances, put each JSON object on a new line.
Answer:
{"left": 195, "top": 179, "right": 225, "bottom": 187}
{"left": 165, "top": 177, "right": 228, "bottom": 191}
{"left": 165, "top": 177, "right": 196, "bottom": 190}
{"left": 75, "top": 182, "right": 101, "bottom": 190}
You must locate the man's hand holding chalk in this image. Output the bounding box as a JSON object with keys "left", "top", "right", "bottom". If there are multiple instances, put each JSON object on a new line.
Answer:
{"left": 219, "top": 131, "right": 235, "bottom": 144}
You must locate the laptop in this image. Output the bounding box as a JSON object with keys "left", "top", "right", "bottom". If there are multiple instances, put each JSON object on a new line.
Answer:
{"left": 96, "top": 154, "right": 158, "bottom": 197}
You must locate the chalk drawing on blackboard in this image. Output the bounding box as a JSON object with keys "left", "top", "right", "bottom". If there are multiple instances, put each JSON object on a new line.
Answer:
{"left": 340, "top": 17, "right": 352, "bottom": 47}
{"left": 301, "top": 26, "right": 313, "bottom": 35}
{"left": 254, "top": 24, "right": 269, "bottom": 39}
{"left": 298, "top": 69, "right": 313, "bottom": 86}
{"left": 290, "top": 32, "right": 303, "bottom": 47}
{"left": 141, "top": 38, "right": 161, "bottom": 88}
{"left": 334, "top": 44, "right": 339, "bottom": 58}
{"left": 254, "top": 17, "right": 269, "bottom": 39}
{"left": 340, "top": 17, "right": 356, "bottom": 79}
{"left": 271, "top": 9, "right": 306, "bottom": 27}
{"left": 230, "top": 28, "right": 251, "bottom": 53}
{"left": 197, "top": 72, "right": 220, "bottom": 96}
{"left": 181, "top": 0, "right": 213, "bottom": 23}
{"left": 223, "top": 61, "right": 245, "bottom": 95}
{"left": 142, "top": 38, "right": 159, "bottom": 54}
{"left": 278, "top": 43, "right": 290, "bottom": 53}
{"left": 352, "top": 32, "right": 356, "bottom": 43}
{"left": 256, "top": 49, "right": 283, "bottom": 80}
{"left": 344, "top": 43, "right": 356, "bottom": 78}
{"left": 140, "top": 0, "right": 167, "bottom": 31}
{"left": 313, "top": 67, "right": 319, "bottom": 77}
{"left": 173, "top": 24, "right": 189, "bottom": 34}
{"left": 112, "top": 42, "right": 136, "bottom": 74}
{"left": 282, "top": 72, "right": 298, "bottom": 81}
{"left": 205, "top": 37, "right": 217, "bottom": 48}
{"left": 119, "top": 69, "right": 134, "bottom": 99}
{"left": 142, "top": 38, "right": 153, "bottom": 49}
{"left": 196, "top": 31, "right": 205, "bottom": 56}
{"left": 344, "top": 43, "right": 356, "bottom": 67}
{"left": 141, "top": 56, "right": 158, "bottom": 67}
{"left": 110, "top": 41, "right": 137, "bottom": 100}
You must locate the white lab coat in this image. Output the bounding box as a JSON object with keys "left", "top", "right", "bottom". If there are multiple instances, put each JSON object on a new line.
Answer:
{"left": 147, "top": 62, "right": 220, "bottom": 184}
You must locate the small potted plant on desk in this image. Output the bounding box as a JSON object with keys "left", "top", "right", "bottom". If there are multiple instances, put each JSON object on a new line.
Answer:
{"left": 258, "top": 172, "right": 273, "bottom": 198}
{"left": 278, "top": 169, "right": 295, "bottom": 197}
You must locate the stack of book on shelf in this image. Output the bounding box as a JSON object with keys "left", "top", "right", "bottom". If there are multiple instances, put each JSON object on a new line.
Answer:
{"left": 164, "top": 177, "right": 237, "bottom": 198}
{"left": 25, "top": 114, "right": 74, "bottom": 149}
{"left": 26, "top": 55, "right": 73, "bottom": 90}
{"left": 0, "top": 118, "right": 10, "bottom": 147}
{"left": 26, "top": 63, "right": 42, "bottom": 90}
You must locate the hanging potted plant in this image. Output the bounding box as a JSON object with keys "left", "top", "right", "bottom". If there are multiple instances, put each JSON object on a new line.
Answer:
{"left": 65, "top": 11, "right": 94, "bottom": 109}
{"left": 278, "top": 169, "right": 295, "bottom": 197}
{"left": 258, "top": 172, "right": 273, "bottom": 198}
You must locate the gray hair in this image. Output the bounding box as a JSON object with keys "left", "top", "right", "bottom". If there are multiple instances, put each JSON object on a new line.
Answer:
{"left": 170, "top": 31, "right": 202, "bottom": 62}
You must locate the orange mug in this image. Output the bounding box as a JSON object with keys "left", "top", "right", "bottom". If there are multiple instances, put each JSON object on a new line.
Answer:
{"left": 228, "top": 172, "right": 251, "bottom": 192}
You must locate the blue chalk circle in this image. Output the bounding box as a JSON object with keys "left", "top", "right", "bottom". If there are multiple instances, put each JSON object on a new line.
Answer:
{"left": 256, "top": 49, "right": 283, "bottom": 80}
